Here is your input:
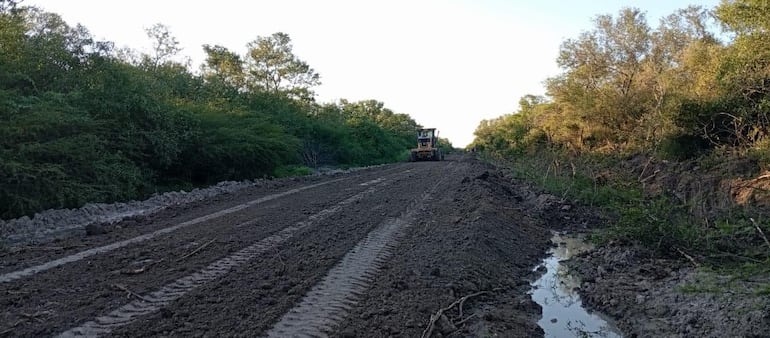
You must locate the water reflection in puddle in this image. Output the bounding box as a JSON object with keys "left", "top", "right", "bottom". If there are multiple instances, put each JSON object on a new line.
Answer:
{"left": 530, "top": 233, "right": 623, "bottom": 338}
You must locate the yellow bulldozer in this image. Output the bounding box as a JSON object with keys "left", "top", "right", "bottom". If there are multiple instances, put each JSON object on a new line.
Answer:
{"left": 409, "top": 128, "right": 444, "bottom": 161}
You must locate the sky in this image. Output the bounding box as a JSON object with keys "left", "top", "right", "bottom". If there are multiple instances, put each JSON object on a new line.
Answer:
{"left": 25, "top": 0, "right": 721, "bottom": 147}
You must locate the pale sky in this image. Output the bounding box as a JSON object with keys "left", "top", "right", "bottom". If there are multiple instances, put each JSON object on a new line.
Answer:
{"left": 25, "top": 0, "right": 720, "bottom": 147}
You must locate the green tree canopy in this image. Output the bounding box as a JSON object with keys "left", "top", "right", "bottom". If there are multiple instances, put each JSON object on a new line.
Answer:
{"left": 245, "top": 32, "right": 320, "bottom": 100}
{"left": 0, "top": 8, "right": 427, "bottom": 219}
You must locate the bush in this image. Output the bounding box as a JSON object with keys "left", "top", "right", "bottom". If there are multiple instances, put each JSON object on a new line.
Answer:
{"left": 658, "top": 134, "right": 711, "bottom": 160}
{"left": 502, "top": 148, "right": 770, "bottom": 268}
{"left": 0, "top": 7, "right": 420, "bottom": 219}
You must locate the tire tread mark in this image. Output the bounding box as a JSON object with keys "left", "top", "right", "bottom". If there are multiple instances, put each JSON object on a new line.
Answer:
{"left": 1, "top": 179, "right": 346, "bottom": 284}
{"left": 265, "top": 163, "right": 455, "bottom": 338}
{"left": 56, "top": 179, "right": 390, "bottom": 338}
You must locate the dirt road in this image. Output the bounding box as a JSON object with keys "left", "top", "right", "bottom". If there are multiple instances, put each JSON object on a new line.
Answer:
{"left": 1, "top": 155, "right": 559, "bottom": 337}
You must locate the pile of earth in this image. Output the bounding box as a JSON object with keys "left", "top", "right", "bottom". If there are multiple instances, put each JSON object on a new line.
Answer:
{"left": 0, "top": 165, "right": 380, "bottom": 247}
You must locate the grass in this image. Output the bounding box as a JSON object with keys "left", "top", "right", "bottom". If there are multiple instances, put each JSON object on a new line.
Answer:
{"left": 490, "top": 149, "right": 770, "bottom": 283}
{"left": 273, "top": 165, "right": 313, "bottom": 178}
{"left": 677, "top": 267, "right": 770, "bottom": 297}
{"left": 756, "top": 284, "right": 770, "bottom": 296}
{"left": 501, "top": 151, "right": 695, "bottom": 251}
{"left": 678, "top": 281, "right": 726, "bottom": 294}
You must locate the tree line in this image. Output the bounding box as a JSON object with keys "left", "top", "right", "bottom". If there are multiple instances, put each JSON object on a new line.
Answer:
{"left": 0, "top": 3, "right": 442, "bottom": 219}
{"left": 473, "top": 1, "right": 769, "bottom": 163}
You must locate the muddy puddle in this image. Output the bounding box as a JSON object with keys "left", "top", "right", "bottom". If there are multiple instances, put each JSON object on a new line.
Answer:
{"left": 530, "top": 233, "right": 623, "bottom": 338}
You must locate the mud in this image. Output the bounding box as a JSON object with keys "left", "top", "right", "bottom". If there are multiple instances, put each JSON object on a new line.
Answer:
{"left": 567, "top": 243, "right": 770, "bottom": 338}
{"left": 332, "top": 158, "right": 555, "bottom": 337}
{"left": 1, "top": 166, "right": 410, "bottom": 337}
{"left": 2, "top": 153, "right": 764, "bottom": 337}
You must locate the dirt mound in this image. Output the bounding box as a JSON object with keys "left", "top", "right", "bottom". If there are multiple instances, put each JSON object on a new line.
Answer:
{"left": 624, "top": 154, "right": 766, "bottom": 218}
{"left": 730, "top": 170, "right": 770, "bottom": 208}
{"left": 0, "top": 165, "right": 384, "bottom": 247}
{"left": 0, "top": 180, "right": 269, "bottom": 247}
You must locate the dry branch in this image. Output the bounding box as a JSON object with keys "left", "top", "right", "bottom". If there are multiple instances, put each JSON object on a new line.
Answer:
{"left": 121, "top": 266, "right": 145, "bottom": 275}
{"left": 112, "top": 283, "right": 150, "bottom": 302}
{"left": 750, "top": 218, "right": 770, "bottom": 249}
{"left": 121, "top": 259, "right": 164, "bottom": 275}
{"left": 676, "top": 247, "right": 700, "bottom": 267}
{"left": 639, "top": 170, "right": 661, "bottom": 183}
{"left": 420, "top": 290, "right": 497, "bottom": 338}
{"left": 638, "top": 156, "right": 654, "bottom": 182}
{"left": 274, "top": 251, "right": 287, "bottom": 274}
{"left": 458, "top": 293, "right": 473, "bottom": 318}
{"left": 177, "top": 239, "right": 216, "bottom": 261}
{"left": 453, "top": 313, "right": 478, "bottom": 327}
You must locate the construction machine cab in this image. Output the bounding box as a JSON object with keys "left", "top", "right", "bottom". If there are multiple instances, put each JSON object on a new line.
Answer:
{"left": 418, "top": 129, "right": 436, "bottom": 147}
{"left": 409, "top": 128, "right": 443, "bottom": 161}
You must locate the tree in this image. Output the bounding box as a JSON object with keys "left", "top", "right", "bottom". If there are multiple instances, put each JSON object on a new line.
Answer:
{"left": 144, "top": 23, "right": 181, "bottom": 69}
{"left": 0, "top": 0, "right": 21, "bottom": 13}
{"left": 337, "top": 99, "right": 420, "bottom": 145}
{"left": 632, "top": 5, "right": 722, "bottom": 144}
{"left": 3, "top": 7, "right": 100, "bottom": 94}
{"left": 716, "top": 0, "right": 770, "bottom": 98}
{"left": 518, "top": 94, "right": 546, "bottom": 112}
{"left": 202, "top": 44, "right": 245, "bottom": 90}
{"left": 0, "top": 4, "right": 26, "bottom": 88}
{"left": 0, "top": 6, "right": 422, "bottom": 219}
{"left": 244, "top": 32, "right": 320, "bottom": 100}
{"left": 557, "top": 8, "right": 651, "bottom": 97}
{"left": 549, "top": 7, "right": 653, "bottom": 148}
{"left": 716, "top": 0, "right": 770, "bottom": 34}
{"left": 693, "top": 0, "right": 770, "bottom": 147}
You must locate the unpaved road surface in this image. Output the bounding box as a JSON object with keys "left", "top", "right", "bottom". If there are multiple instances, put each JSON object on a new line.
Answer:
{"left": 1, "top": 155, "right": 568, "bottom": 337}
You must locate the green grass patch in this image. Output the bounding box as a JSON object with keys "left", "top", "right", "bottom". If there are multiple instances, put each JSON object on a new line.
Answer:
{"left": 755, "top": 284, "right": 770, "bottom": 296}
{"left": 273, "top": 165, "right": 313, "bottom": 178}
{"left": 504, "top": 151, "right": 694, "bottom": 251}
{"left": 494, "top": 149, "right": 770, "bottom": 273}
{"left": 678, "top": 282, "right": 725, "bottom": 294}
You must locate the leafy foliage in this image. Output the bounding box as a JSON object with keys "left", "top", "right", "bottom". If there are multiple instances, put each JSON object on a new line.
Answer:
{"left": 245, "top": 32, "right": 321, "bottom": 100}
{"left": 473, "top": 3, "right": 770, "bottom": 158}
{"left": 472, "top": 2, "right": 770, "bottom": 268}
{"left": 0, "top": 7, "right": 422, "bottom": 219}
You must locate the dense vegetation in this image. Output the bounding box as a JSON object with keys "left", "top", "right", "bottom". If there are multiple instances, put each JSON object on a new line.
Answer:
{"left": 472, "top": 1, "right": 769, "bottom": 270}
{"left": 475, "top": 2, "right": 770, "bottom": 157}
{"left": 0, "top": 3, "right": 443, "bottom": 219}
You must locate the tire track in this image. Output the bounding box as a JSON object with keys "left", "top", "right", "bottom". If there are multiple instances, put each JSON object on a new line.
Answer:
{"left": 0, "top": 178, "right": 345, "bottom": 284}
{"left": 265, "top": 163, "right": 454, "bottom": 337}
{"left": 56, "top": 177, "right": 394, "bottom": 337}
